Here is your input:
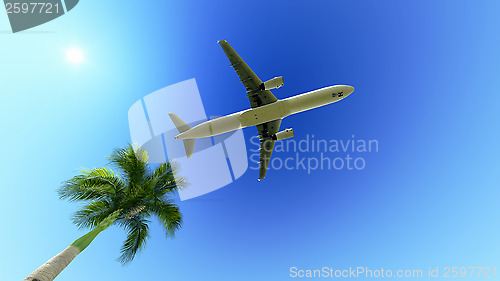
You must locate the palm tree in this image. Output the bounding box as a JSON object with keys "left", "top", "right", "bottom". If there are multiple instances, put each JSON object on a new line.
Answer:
{"left": 24, "top": 144, "right": 185, "bottom": 281}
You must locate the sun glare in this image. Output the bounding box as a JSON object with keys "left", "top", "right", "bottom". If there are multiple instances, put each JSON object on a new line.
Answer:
{"left": 66, "top": 48, "right": 84, "bottom": 64}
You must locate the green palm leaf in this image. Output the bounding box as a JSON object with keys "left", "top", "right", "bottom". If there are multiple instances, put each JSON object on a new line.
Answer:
{"left": 59, "top": 168, "right": 122, "bottom": 202}
{"left": 117, "top": 215, "right": 150, "bottom": 263}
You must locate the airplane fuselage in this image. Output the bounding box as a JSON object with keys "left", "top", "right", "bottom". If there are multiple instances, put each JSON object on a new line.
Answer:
{"left": 175, "top": 84, "right": 354, "bottom": 140}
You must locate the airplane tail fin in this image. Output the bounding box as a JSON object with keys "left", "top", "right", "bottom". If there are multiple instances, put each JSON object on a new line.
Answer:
{"left": 168, "top": 113, "right": 195, "bottom": 158}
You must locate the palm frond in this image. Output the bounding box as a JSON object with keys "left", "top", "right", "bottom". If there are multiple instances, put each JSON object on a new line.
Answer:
{"left": 146, "top": 199, "right": 182, "bottom": 238}
{"left": 117, "top": 215, "right": 150, "bottom": 264}
{"left": 108, "top": 144, "right": 150, "bottom": 194}
{"left": 72, "top": 200, "right": 115, "bottom": 229}
{"left": 150, "top": 162, "right": 187, "bottom": 195}
{"left": 59, "top": 168, "right": 122, "bottom": 202}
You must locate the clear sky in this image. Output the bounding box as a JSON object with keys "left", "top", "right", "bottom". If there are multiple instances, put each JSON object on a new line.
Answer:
{"left": 1, "top": 1, "right": 499, "bottom": 280}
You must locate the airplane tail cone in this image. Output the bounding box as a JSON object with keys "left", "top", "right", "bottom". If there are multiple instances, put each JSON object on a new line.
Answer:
{"left": 168, "top": 113, "right": 195, "bottom": 158}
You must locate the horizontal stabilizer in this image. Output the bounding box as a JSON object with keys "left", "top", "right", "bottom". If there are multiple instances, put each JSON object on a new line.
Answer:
{"left": 168, "top": 113, "right": 195, "bottom": 159}
{"left": 168, "top": 113, "right": 191, "bottom": 133}
{"left": 182, "top": 139, "right": 195, "bottom": 159}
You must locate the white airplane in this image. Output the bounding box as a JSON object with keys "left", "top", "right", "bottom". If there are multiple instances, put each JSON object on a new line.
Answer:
{"left": 169, "top": 40, "right": 354, "bottom": 180}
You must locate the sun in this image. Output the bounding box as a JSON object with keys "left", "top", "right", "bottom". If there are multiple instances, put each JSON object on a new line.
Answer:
{"left": 66, "top": 48, "right": 84, "bottom": 64}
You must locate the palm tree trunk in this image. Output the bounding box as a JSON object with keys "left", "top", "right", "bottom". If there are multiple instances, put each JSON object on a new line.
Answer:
{"left": 23, "top": 245, "right": 81, "bottom": 281}
{"left": 23, "top": 212, "right": 120, "bottom": 281}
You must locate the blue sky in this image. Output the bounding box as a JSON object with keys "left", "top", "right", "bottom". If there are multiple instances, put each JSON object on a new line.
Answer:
{"left": 1, "top": 1, "right": 499, "bottom": 280}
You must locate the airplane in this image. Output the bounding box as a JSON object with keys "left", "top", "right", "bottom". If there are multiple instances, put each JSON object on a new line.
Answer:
{"left": 168, "top": 40, "right": 354, "bottom": 180}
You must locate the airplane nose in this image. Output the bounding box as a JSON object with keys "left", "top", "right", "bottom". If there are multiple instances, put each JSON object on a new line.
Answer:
{"left": 346, "top": 85, "right": 355, "bottom": 94}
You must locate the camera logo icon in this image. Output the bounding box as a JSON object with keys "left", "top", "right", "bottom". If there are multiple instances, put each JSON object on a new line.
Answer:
{"left": 128, "top": 79, "right": 248, "bottom": 200}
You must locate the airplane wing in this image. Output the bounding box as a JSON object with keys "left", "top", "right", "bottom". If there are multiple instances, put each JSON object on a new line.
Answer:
{"left": 218, "top": 40, "right": 278, "bottom": 108}
{"left": 257, "top": 118, "right": 282, "bottom": 180}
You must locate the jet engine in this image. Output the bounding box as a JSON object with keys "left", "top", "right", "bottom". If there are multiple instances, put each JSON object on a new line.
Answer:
{"left": 272, "top": 128, "right": 294, "bottom": 140}
{"left": 259, "top": 76, "right": 284, "bottom": 90}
